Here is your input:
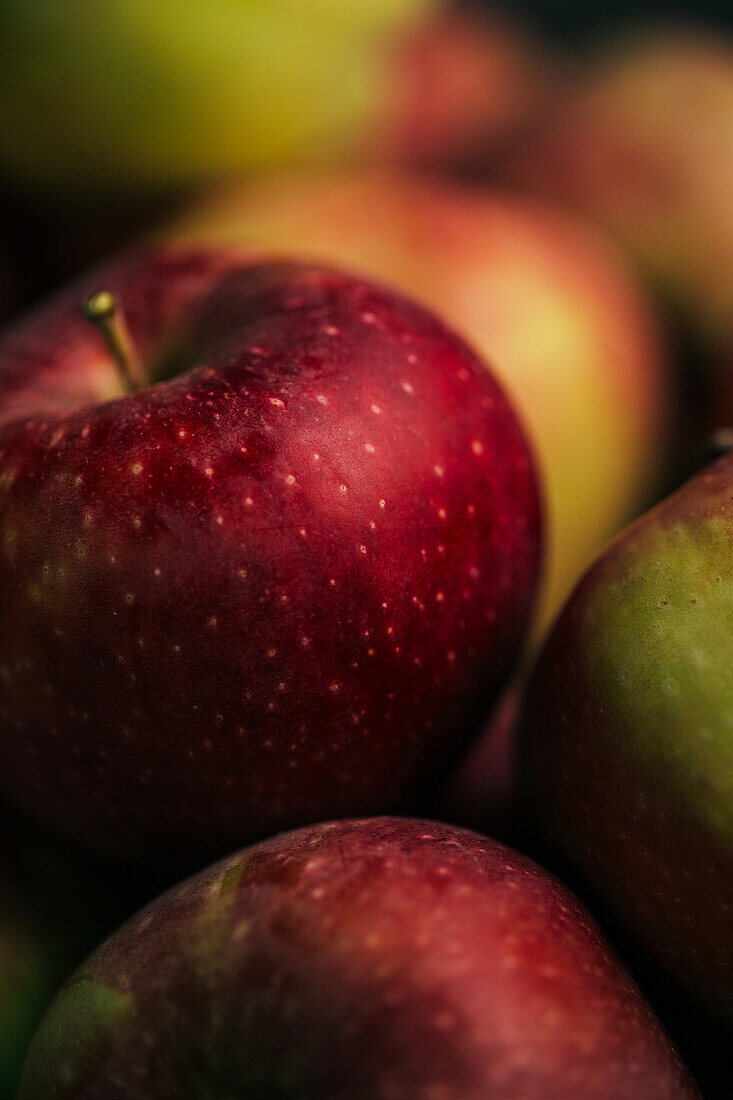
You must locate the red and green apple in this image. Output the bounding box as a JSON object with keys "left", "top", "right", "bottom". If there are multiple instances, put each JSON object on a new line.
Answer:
{"left": 18, "top": 818, "right": 697, "bottom": 1098}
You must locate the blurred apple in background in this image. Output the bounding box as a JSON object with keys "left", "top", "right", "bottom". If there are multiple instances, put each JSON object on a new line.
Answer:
{"left": 0, "top": 3, "right": 557, "bottom": 323}
{"left": 0, "top": 0, "right": 430, "bottom": 193}
{"left": 167, "top": 169, "right": 669, "bottom": 634}
{"left": 0, "top": 2, "right": 553, "bottom": 198}
{"left": 376, "top": 6, "right": 558, "bottom": 170}
{"left": 505, "top": 27, "right": 733, "bottom": 436}
{"left": 18, "top": 819, "right": 697, "bottom": 1098}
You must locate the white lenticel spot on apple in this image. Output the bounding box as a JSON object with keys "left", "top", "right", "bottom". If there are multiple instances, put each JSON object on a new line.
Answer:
{"left": 364, "top": 442, "right": 375, "bottom": 453}
{"left": 204, "top": 467, "right": 214, "bottom": 478}
{"left": 434, "top": 465, "right": 444, "bottom": 477}
{"left": 471, "top": 440, "right": 484, "bottom": 456}
{"left": 131, "top": 463, "right": 143, "bottom": 475}
{"left": 316, "top": 395, "right": 328, "bottom": 406}
{"left": 371, "top": 404, "right": 381, "bottom": 414}
{"left": 322, "top": 324, "right": 339, "bottom": 336}
{"left": 285, "top": 474, "right": 296, "bottom": 485}
{"left": 378, "top": 499, "right": 386, "bottom": 509}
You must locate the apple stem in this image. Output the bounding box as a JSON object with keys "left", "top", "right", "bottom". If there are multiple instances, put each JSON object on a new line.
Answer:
{"left": 82, "top": 291, "right": 147, "bottom": 393}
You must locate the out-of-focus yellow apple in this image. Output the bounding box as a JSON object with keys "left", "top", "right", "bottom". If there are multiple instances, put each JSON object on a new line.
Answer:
{"left": 165, "top": 170, "right": 669, "bottom": 635}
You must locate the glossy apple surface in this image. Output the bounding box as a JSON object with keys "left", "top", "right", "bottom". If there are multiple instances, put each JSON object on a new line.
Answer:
{"left": 0, "top": 0, "right": 431, "bottom": 192}
{"left": 167, "top": 169, "right": 667, "bottom": 633}
{"left": 521, "top": 451, "right": 733, "bottom": 1022}
{"left": 0, "top": 247, "right": 540, "bottom": 861}
{"left": 18, "top": 818, "right": 696, "bottom": 1099}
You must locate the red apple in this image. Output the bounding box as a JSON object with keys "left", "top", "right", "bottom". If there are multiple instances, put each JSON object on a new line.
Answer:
{"left": 167, "top": 170, "right": 668, "bottom": 636}
{"left": 18, "top": 818, "right": 697, "bottom": 1098}
{"left": 0, "top": 247, "right": 541, "bottom": 861}
{"left": 377, "top": 8, "right": 558, "bottom": 170}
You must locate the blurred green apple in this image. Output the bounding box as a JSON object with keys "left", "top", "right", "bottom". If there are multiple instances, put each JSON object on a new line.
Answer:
{"left": 165, "top": 169, "right": 669, "bottom": 634}
{"left": 0, "top": 0, "right": 433, "bottom": 193}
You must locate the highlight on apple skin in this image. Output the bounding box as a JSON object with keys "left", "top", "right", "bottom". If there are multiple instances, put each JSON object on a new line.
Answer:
{"left": 166, "top": 168, "right": 669, "bottom": 635}
{"left": 521, "top": 449, "right": 733, "bottom": 1023}
{"left": 0, "top": 246, "right": 541, "bottom": 862}
{"left": 17, "top": 818, "right": 697, "bottom": 1099}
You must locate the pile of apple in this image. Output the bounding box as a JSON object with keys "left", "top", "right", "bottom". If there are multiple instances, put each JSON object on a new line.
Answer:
{"left": 1, "top": 2, "right": 732, "bottom": 1097}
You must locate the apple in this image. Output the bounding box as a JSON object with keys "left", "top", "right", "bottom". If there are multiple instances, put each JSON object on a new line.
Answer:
{"left": 166, "top": 169, "right": 668, "bottom": 634}
{"left": 18, "top": 818, "right": 697, "bottom": 1099}
{"left": 376, "top": 7, "right": 558, "bottom": 171}
{"left": 505, "top": 28, "right": 733, "bottom": 369}
{"left": 0, "top": 245, "right": 541, "bottom": 861}
{"left": 0, "top": 0, "right": 433, "bottom": 193}
{"left": 520, "top": 448, "right": 733, "bottom": 1022}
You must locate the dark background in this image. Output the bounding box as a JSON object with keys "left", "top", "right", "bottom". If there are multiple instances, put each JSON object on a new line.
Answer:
{"left": 466, "top": 0, "right": 733, "bottom": 41}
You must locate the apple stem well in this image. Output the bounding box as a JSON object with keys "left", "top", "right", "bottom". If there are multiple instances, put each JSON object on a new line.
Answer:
{"left": 82, "top": 290, "right": 147, "bottom": 393}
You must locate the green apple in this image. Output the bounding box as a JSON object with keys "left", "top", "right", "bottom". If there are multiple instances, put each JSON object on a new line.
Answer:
{"left": 0, "top": 0, "right": 433, "bottom": 192}
{"left": 521, "top": 448, "right": 733, "bottom": 1021}
{"left": 165, "top": 169, "right": 669, "bottom": 634}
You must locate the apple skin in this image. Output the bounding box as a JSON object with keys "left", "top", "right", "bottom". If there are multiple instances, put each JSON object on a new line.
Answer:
{"left": 0, "top": 247, "right": 541, "bottom": 862}
{"left": 17, "top": 818, "right": 696, "bottom": 1099}
{"left": 0, "top": 0, "right": 432, "bottom": 193}
{"left": 166, "top": 169, "right": 668, "bottom": 635}
{"left": 520, "top": 451, "right": 733, "bottom": 1022}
